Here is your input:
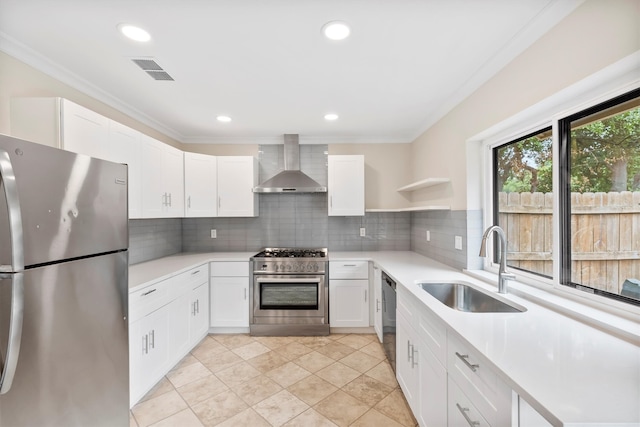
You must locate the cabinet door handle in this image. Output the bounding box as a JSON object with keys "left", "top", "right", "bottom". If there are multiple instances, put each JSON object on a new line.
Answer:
{"left": 168, "top": 193, "right": 172, "bottom": 207}
{"left": 407, "top": 340, "right": 412, "bottom": 362}
{"left": 411, "top": 348, "right": 418, "bottom": 368}
{"left": 455, "top": 352, "right": 479, "bottom": 372}
{"left": 142, "top": 335, "right": 148, "bottom": 355}
{"left": 218, "top": 196, "right": 221, "bottom": 209}
{"left": 149, "top": 329, "right": 155, "bottom": 349}
{"left": 196, "top": 299, "right": 200, "bottom": 314}
{"left": 456, "top": 403, "right": 480, "bottom": 426}
{"left": 187, "top": 196, "right": 191, "bottom": 209}
{"left": 376, "top": 299, "right": 380, "bottom": 312}
{"left": 141, "top": 288, "right": 157, "bottom": 297}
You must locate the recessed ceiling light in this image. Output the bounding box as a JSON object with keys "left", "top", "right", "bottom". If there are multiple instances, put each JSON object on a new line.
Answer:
{"left": 322, "top": 21, "right": 350, "bottom": 41}
{"left": 324, "top": 113, "right": 339, "bottom": 121}
{"left": 216, "top": 115, "right": 232, "bottom": 123}
{"left": 118, "top": 24, "right": 151, "bottom": 42}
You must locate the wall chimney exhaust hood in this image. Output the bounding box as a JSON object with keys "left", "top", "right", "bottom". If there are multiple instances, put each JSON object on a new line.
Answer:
{"left": 253, "top": 134, "right": 327, "bottom": 193}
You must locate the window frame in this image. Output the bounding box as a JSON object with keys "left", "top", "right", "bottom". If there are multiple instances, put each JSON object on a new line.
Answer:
{"left": 479, "top": 80, "right": 640, "bottom": 314}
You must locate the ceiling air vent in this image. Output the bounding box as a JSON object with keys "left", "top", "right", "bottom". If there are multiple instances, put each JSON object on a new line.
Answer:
{"left": 131, "top": 58, "right": 174, "bottom": 81}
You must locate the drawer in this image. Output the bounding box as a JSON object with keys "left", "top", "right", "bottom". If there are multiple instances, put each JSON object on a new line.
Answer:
{"left": 129, "top": 280, "right": 171, "bottom": 323}
{"left": 329, "top": 261, "right": 368, "bottom": 279}
{"left": 210, "top": 261, "right": 249, "bottom": 277}
{"left": 397, "top": 285, "right": 416, "bottom": 324}
{"left": 418, "top": 304, "right": 447, "bottom": 366}
{"left": 448, "top": 334, "right": 511, "bottom": 426}
{"left": 181, "top": 264, "right": 208, "bottom": 289}
{"left": 448, "top": 376, "right": 490, "bottom": 427}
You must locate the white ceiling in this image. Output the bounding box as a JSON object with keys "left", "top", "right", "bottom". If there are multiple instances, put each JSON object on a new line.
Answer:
{"left": 0, "top": 0, "right": 581, "bottom": 144}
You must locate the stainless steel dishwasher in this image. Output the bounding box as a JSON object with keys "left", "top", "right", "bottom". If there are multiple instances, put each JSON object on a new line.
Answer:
{"left": 381, "top": 271, "right": 397, "bottom": 372}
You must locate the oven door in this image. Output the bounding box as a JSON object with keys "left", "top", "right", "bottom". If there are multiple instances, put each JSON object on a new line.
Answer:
{"left": 252, "top": 275, "right": 327, "bottom": 319}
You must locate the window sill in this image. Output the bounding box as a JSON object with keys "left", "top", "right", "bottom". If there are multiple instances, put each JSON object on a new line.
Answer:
{"left": 464, "top": 269, "right": 640, "bottom": 345}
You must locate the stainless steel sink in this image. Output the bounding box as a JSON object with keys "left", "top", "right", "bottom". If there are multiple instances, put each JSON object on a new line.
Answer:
{"left": 418, "top": 282, "right": 526, "bottom": 313}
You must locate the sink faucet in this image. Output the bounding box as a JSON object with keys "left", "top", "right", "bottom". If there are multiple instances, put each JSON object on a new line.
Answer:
{"left": 479, "top": 225, "right": 515, "bottom": 294}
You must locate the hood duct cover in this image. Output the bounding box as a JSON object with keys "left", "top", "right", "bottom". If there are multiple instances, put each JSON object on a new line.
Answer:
{"left": 253, "top": 134, "right": 327, "bottom": 193}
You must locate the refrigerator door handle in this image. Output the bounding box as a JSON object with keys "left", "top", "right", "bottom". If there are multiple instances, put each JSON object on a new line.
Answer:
{"left": 0, "top": 272, "right": 24, "bottom": 394}
{"left": 0, "top": 149, "right": 25, "bottom": 272}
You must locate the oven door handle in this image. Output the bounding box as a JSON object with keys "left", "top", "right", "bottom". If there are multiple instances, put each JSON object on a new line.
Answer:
{"left": 255, "top": 277, "right": 322, "bottom": 284}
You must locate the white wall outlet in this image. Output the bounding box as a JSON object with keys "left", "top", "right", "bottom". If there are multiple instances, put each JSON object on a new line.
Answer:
{"left": 426, "top": 230, "right": 431, "bottom": 241}
{"left": 454, "top": 235, "right": 463, "bottom": 250}
{"left": 210, "top": 229, "right": 217, "bottom": 239}
{"left": 359, "top": 227, "right": 366, "bottom": 237}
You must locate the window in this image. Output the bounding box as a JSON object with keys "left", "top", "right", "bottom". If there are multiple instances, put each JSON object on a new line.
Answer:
{"left": 492, "top": 88, "right": 640, "bottom": 305}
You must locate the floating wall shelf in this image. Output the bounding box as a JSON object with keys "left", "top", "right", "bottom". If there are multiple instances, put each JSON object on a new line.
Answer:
{"left": 396, "top": 178, "right": 450, "bottom": 192}
{"left": 366, "top": 205, "right": 451, "bottom": 213}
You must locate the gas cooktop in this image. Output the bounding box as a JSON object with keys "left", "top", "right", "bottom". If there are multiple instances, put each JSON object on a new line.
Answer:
{"left": 252, "top": 248, "right": 328, "bottom": 259}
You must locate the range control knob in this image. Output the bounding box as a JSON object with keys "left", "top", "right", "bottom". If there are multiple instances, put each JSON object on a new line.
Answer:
{"left": 287, "top": 264, "right": 292, "bottom": 272}
{"left": 314, "top": 264, "right": 319, "bottom": 272}
{"left": 294, "top": 264, "right": 299, "bottom": 272}
{"left": 307, "top": 265, "right": 313, "bottom": 272}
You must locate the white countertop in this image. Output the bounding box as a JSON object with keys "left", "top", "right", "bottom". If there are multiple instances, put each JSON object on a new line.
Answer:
{"left": 129, "top": 250, "right": 640, "bottom": 426}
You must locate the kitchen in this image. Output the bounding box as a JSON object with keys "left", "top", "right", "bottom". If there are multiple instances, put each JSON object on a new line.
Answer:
{"left": 0, "top": 1, "right": 639, "bottom": 426}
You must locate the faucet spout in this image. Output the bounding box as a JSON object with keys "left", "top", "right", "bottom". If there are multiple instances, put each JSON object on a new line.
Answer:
{"left": 479, "top": 225, "right": 515, "bottom": 294}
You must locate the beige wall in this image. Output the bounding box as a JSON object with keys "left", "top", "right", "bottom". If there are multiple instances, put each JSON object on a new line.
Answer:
{"left": 329, "top": 143, "right": 412, "bottom": 210}
{"left": 0, "top": 51, "right": 182, "bottom": 149}
{"left": 410, "top": 0, "right": 640, "bottom": 210}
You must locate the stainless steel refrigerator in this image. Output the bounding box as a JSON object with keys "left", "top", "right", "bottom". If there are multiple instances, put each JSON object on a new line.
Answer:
{"left": 0, "top": 134, "right": 129, "bottom": 426}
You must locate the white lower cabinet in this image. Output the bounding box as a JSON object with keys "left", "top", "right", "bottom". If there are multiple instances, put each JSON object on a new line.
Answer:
{"left": 518, "top": 396, "right": 553, "bottom": 427}
{"left": 448, "top": 377, "right": 491, "bottom": 427}
{"left": 329, "top": 261, "right": 370, "bottom": 328}
{"left": 372, "top": 265, "right": 383, "bottom": 342}
{"left": 210, "top": 262, "right": 250, "bottom": 330}
{"left": 128, "top": 264, "right": 209, "bottom": 407}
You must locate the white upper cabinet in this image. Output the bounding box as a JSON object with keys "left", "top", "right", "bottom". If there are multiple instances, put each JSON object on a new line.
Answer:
{"left": 184, "top": 152, "right": 217, "bottom": 217}
{"left": 328, "top": 155, "right": 365, "bottom": 216}
{"left": 60, "top": 99, "right": 109, "bottom": 159}
{"left": 217, "top": 156, "right": 259, "bottom": 217}
{"left": 140, "top": 135, "right": 184, "bottom": 218}
{"left": 107, "top": 121, "right": 142, "bottom": 218}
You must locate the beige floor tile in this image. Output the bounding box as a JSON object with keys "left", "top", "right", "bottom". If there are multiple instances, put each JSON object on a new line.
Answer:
{"left": 213, "top": 333, "right": 255, "bottom": 349}
{"left": 216, "top": 408, "right": 272, "bottom": 427}
{"left": 341, "top": 375, "right": 395, "bottom": 407}
{"left": 336, "top": 334, "right": 373, "bottom": 350}
{"left": 313, "top": 390, "right": 370, "bottom": 427}
{"left": 253, "top": 390, "right": 309, "bottom": 426}
{"left": 148, "top": 408, "right": 204, "bottom": 427}
{"left": 296, "top": 336, "right": 334, "bottom": 350}
{"left": 130, "top": 412, "right": 139, "bottom": 427}
{"left": 254, "top": 335, "right": 299, "bottom": 349}
{"left": 327, "top": 333, "right": 347, "bottom": 340}
{"left": 339, "top": 350, "right": 382, "bottom": 373}
{"left": 315, "top": 362, "right": 361, "bottom": 388}
{"left": 359, "top": 341, "right": 387, "bottom": 359}
{"left": 215, "top": 361, "right": 262, "bottom": 388}
{"left": 199, "top": 349, "right": 242, "bottom": 373}
{"left": 247, "top": 349, "right": 290, "bottom": 373}
{"left": 171, "top": 354, "right": 199, "bottom": 371}
{"left": 176, "top": 375, "right": 229, "bottom": 407}
{"left": 232, "top": 341, "right": 271, "bottom": 360}
{"left": 191, "top": 390, "right": 248, "bottom": 427}
{"left": 374, "top": 389, "right": 417, "bottom": 427}
{"left": 365, "top": 360, "right": 399, "bottom": 388}
{"left": 131, "top": 390, "right": 188, "bottom": 427}
{"left": 166, "top": 361, "right": 212, "bottom": 388}
{"left": 191, "top": 336, "right": 227, "bottom": 361}
{"left": 274, "top": 341, "right": 314, "bottom": 360}
{"left": 138, "top": 377, "right": 175, "bottom": 403}
{"left": 231, "top": 374, "right": 283, "bottom": 406}
{"left": 282, "top": 408, "right": 339, "bottom": 427}
{"left": 315, "top": 341, "right": 356, "bottom": 360}
{"left": 293, "top": 351, "right": 336, "bottom": 373}
{"left": 265, "top": 361, "right": 312, "bottom": 388}
{"left": 350, "top": 408, "right": 405, "bottom": 427}
{"left": 287, "top": 375, "right": 338, "bottom": 406}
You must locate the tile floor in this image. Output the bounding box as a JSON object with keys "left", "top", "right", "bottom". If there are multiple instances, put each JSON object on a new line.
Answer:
{"left": 130, "top": 333, "right": 417, "bottom": 427}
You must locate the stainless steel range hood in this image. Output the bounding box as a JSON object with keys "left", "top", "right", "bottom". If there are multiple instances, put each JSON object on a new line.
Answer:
{"left": 253, "top": 134, "right": 327, "bottom": 193}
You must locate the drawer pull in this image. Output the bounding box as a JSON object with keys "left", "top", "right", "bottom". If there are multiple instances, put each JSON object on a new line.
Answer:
{"left": 191, "top": 270, "right": 200, "bottom": 275}
{"left": 343, "top": 264, "right": 357, "bottom": 267}
{"left": 141, "top": 288, "right": 157, "bottom": 297}
{"left": 411, "top": 348, "right": 418, "bottom": 368}
{"left": 456, "top": 352, "right": 479, "bottom": 372}
{"left": 456, "top": 403, "right": 480, "bottom": 426}
{"left": 407, "top": 340, "right": 412, "bottom": 362}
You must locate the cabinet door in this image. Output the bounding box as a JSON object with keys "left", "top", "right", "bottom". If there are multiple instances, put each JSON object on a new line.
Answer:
{"left": 217, "top": 156, "right": 258, "bottom": 217}
{"left": 163, "top": 144, "right": 184, "bottom": 217}
{"left": 168, "top": 293, "right": 191, "bottom": 365}
{"left": 210, "top": 277, "right": 249, "bottom": 327}
{"left": 328, "top": 155, "right": 364, "bottom": 216}
{"left": 329, "top": 279, "right": 369, "bottom": 327}
{"left": 417, "top": 344, "right": 447, "bottom": 427}
{"left": 184, "top": 152, "right": 217, "bottom": 217}
{"left": 61, "top": 99, "right": 109, "bottom": 159}
{"left": 448, "top": 377, "right": 490, "bottom": 427}
{"left": 190, "top": 282, "right": 210, "bottom": 343}
{"left": 373, "top": 266, "right": 383, "bottom": 342}
{"left": 107, "top": 121, "right": 142, "bottom": 218}
{"left": 140, "top": 136, "right": 165, "bottom": 217}
{"left": 396, "top": 312, "right": 418, "bottom": 408}
{"left": 519, "top": 397, "right": 552, "bottom": 427}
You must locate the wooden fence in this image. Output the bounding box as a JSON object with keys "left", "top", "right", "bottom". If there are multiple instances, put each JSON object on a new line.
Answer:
{"left": 498, "top": 191, "right": 640, "bottom": 294}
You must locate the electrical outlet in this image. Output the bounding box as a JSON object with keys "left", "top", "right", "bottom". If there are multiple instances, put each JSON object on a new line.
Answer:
{"left": 454, "top": 235, "right": 462, "bottom": 250}
{"left": 210, "top": 229, "right": 217, "bottom": 239}
{"left": 426, "top": 230, "right": 431, "bottom": 241}
{"left": 359, "top": 227, "right": 366, "bottom": 237}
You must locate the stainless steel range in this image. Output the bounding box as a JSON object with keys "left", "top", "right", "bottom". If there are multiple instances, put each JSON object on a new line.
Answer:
{"left": 250, "top": 248, "right": 329, "bottom": 336}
